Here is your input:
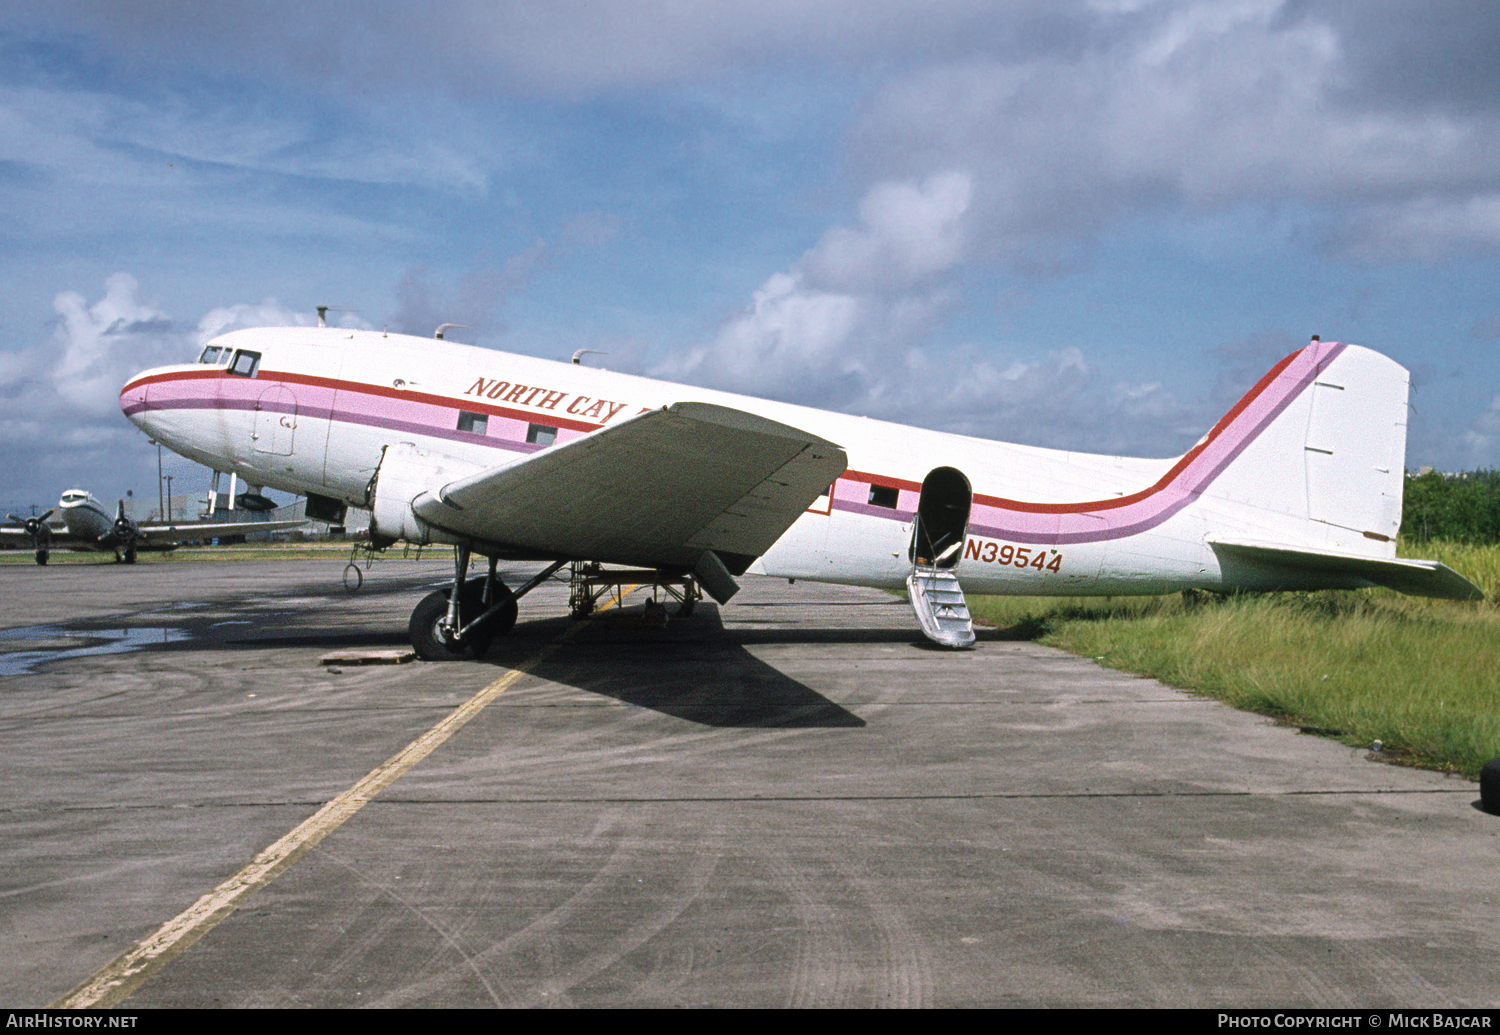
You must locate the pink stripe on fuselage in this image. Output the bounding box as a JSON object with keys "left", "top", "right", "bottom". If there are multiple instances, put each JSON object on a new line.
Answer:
{"left": 961, "top": 341, "right": 1345, "bottom": 544}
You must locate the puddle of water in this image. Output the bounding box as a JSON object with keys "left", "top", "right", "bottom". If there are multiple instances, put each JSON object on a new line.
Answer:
{"left": 0, "top": 625, "right": 190, "bottom": 676}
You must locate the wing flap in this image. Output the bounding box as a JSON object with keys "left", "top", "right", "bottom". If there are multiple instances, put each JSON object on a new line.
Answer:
{"left": 1208, "top": 537, "right": 1485, "bottom": 601}
{"left": 415, "top": 402, "right": 847, "bottom": 570}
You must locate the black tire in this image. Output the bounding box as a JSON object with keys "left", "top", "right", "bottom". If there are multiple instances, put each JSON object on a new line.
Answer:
{"left": 124, "top": 543, "right": 137, "bottom": 564}
{"left": 468, "top": 576, "right": 518, "bottom": 639}
{"left": 35, "top": 549, "right": 48, "bottom": 565}
{"left": 1480, "top": 759, "right": 1500, "bottom": 816}
{"left": 408, "top": 578, "right": 516, "bottom": 661}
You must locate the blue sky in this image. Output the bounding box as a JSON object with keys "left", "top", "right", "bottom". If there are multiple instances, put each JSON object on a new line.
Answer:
{"left": 3, "top": 0, "right": 1500, "bottom": 514}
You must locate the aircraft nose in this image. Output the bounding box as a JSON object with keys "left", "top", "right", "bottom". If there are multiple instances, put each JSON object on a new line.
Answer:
{"left": 119, "top": 374, "right": 151, "bottom": 429}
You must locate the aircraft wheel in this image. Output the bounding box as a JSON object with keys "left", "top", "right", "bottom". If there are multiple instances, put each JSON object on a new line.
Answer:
{"left": 1481, "top": 759, "right": 1500, "bottom": 815}
{"left": 410, "top": 590, "right": 490, "bottom": 661}
{"left": 484, "top": 583, "right": 520, "bottom": 638}
{"left": 408, "top": 578, "right": 516, "bottom": 661}
{"left": 35, "top": 549, "right": 48, "bottom": 566}
{"left": 124, "top": 543, "right": 137, "bottom": 564}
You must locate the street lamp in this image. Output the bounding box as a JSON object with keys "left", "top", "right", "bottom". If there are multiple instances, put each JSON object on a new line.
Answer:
{"left": 149, "top": 440, "right": 163, "bottom": 521}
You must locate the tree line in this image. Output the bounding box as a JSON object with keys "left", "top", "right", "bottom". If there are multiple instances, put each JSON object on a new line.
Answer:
{"left": 1402, "top": 469, "right": 1500, "bottom": 543}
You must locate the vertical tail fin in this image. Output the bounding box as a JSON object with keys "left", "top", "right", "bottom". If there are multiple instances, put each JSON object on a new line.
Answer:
{"left": 967, "top": 340, "right": 1407, "bottom": 557}
{"left": 1201, "top": 341, "right": 1483, "bottom": 599}
{"left": 1198, "top": 340, "right": 1408, "bottom": 557}
{"left": 965, "top": 339, "right": 1479, "bottom": 598}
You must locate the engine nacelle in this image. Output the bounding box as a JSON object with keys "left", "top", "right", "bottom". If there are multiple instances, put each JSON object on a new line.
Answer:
{"left": 368, "top": 442, "right": 485, "bottom": 548}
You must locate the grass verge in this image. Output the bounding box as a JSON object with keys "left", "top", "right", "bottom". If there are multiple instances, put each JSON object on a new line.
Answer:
{"left": 968, "top": 541, "right": 1500, "bottom": 779}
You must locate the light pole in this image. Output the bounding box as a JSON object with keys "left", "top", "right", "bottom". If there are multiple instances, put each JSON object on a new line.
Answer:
{"left": 149, "top": 440, "right": 163, "bottom": 521}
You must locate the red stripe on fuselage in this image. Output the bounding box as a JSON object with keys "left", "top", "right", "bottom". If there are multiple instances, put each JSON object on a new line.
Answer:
{"left": 123, "top": 367, "right": 608, "bottom": 435}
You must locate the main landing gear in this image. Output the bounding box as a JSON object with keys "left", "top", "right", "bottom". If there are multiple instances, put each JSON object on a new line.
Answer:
{"left": 407, "top": 545, "right": 565, "bottom": 661}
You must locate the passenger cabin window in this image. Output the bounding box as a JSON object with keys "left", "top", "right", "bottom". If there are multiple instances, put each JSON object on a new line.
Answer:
{"left": 457, "top": 411, "right": 488, "bottom": 435}
{"left": 227, "top": 350, "right": 261, "bottom": 378}
{"left": 527, "top": 423, "right": 558, "bottom": 447}
{"left": 868, "top": 485, "right": 899, "bottom": 509}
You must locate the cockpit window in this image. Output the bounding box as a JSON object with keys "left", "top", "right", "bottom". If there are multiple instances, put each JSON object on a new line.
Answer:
{"left": 199, "top": 346, "right": 222, "bottom": 364}
{"left": 227, "top": 350, "right": 261, "bottom": 378}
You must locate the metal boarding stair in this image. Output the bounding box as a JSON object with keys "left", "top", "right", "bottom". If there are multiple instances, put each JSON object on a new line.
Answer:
{"left": 906, "top": 566, "right": 976, "bottom": 649}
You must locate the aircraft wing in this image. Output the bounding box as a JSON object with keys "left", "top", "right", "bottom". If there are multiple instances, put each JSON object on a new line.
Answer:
{"left": 411, "top": 401, "right": 848, "bottom": 583}
{"left": 137, "top": 518, "right": 307, "bottom": 544}
{"left": 0, "top": 524, "right": 76, "bottom": 547}
{"left": 1207, "top": 538, "right": 1485, "bottom": 601}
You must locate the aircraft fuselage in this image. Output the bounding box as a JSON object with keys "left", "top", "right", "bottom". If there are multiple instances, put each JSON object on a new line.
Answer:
{"left": 58, "top": 490, "right": 118, "bottom": 544}
{"left": 121, "top": 326, "right": 1410, "bottom": 599}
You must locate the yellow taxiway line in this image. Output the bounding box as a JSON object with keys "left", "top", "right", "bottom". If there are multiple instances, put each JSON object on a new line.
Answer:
{"left": 55, "top": 588, "right": 639, "bottom": 1009}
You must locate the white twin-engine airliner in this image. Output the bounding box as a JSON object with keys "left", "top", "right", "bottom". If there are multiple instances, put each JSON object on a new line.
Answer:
{"left": 0, "top": 488, "right": 305, "bottom": 565}
{"left": 120, "top": 327, "right": 1482, "bottom": 658}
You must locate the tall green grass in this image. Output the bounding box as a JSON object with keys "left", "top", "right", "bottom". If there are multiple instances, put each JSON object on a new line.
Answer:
{"left": 967, "top": 541, "right": 1500, "bottom": 778}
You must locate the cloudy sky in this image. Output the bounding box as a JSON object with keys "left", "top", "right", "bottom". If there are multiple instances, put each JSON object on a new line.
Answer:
{"left": 3, "top": 0, "right": 1500, "bottom": 514}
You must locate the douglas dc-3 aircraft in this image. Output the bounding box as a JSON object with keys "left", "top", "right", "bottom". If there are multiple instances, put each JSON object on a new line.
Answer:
{"left": 1, "top": 489, "right": 305, "bottom": 564}
{"left": 119, "top": 326, "right": 1483, "bottom": 658}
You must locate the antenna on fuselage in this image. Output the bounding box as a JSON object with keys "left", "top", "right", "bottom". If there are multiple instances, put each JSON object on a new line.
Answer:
{"left": 434, "top": 323, "right": 469, "bottom": 340}
{"left": 315, "top": 306, "right": 358, "bottom": 328}
{"left": 571, "top": 349, "right": 608, "bottom": 365}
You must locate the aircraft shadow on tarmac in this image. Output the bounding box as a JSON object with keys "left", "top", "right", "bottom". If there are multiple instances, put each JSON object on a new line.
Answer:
{"left": 485, "top": 603, "right": 869, "bottom": 729}
{"left": 214, "top": 599, "right": 871, "bottom": 730}
{"left": 8, "top": 591, "right": 878, "bottom": 728}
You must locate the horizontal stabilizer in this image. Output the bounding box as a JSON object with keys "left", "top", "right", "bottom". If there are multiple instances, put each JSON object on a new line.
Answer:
{"left": 1208, "top": 538, "right": 1485, "bottom": 601}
